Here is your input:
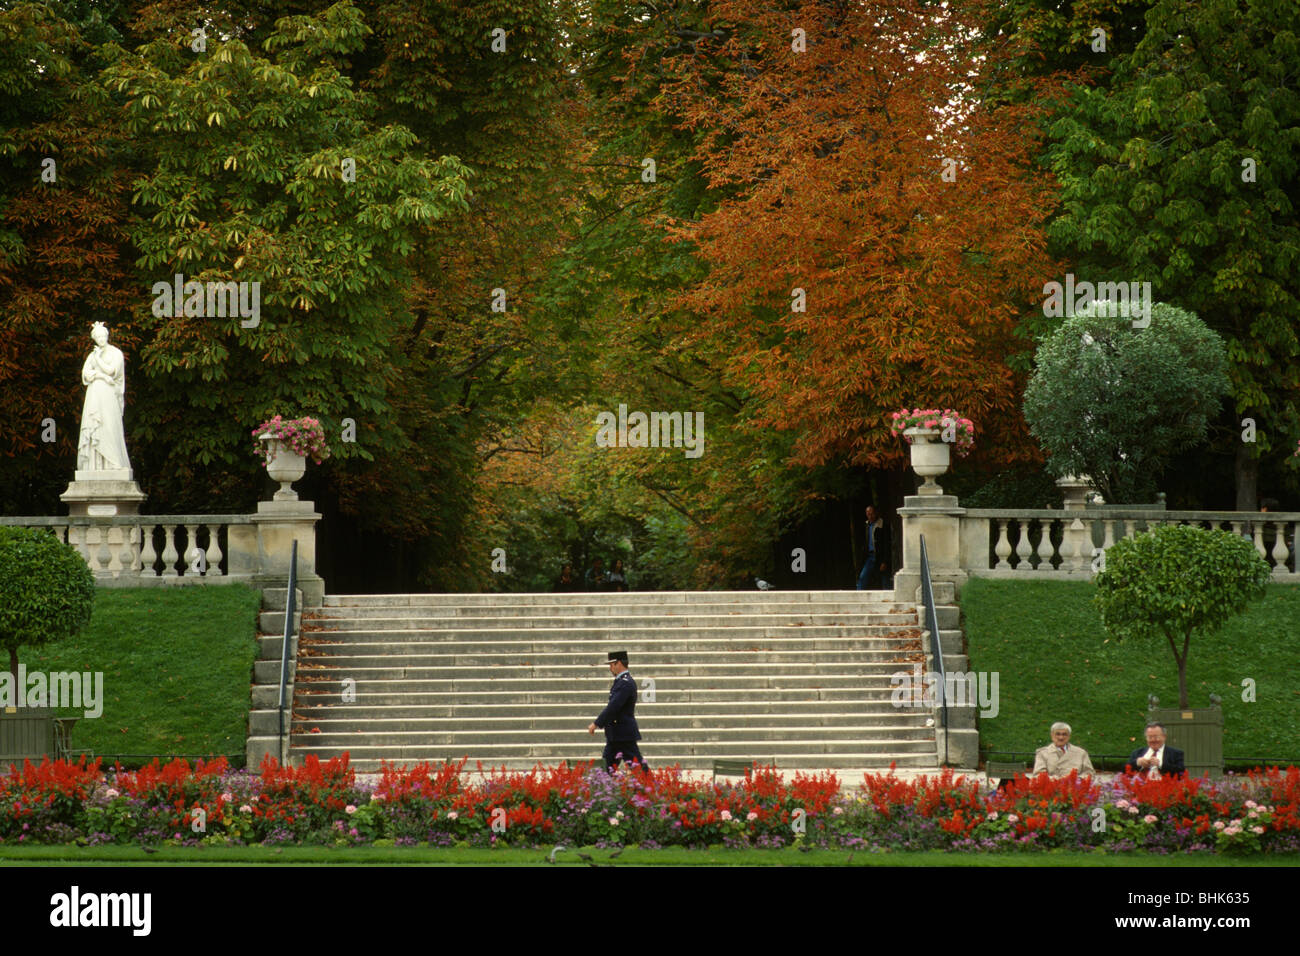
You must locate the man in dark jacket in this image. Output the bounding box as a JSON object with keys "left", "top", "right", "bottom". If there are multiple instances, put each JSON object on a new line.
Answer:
{"left": 587, "top": 650, "right": 647, "bottom": 771}
{"left": 1126, "top": 722, "right": 1186, "bottom": 778}
{"left": 856, "top": 505, "right": 892, "bottom": 590}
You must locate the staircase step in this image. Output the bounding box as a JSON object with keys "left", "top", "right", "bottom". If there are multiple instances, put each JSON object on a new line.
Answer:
{"left": 306, "top": 611, "right": 919, "bottom": 627}
{"left": 291, "top": 700, "right": 918, "bottom": 717}
{"left": 290, "top": 738, "right": 935, "bottom": 756}
{"left": 321, "top": 590, "right": 901, "bottom": 607}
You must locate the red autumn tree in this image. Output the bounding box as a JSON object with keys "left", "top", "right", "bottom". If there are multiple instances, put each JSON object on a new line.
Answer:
{"left": 641, "top": 0, "right": 1068, "bottom": 470}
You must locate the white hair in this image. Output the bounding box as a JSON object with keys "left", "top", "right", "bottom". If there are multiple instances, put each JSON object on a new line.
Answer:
{"left": 1051, "top": 722, "right": 1071, "bottom": 734}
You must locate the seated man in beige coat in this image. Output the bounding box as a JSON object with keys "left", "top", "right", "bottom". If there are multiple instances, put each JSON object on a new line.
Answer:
{"left": 1032, "top": 722, "right": 1096, "bottom": 779}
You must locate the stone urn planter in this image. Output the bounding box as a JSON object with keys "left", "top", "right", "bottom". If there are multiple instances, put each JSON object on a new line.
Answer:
{"left": 259, "top": 434, "right": 306, "bottom": 501}
{"left": 904, "top": 427, "right": 949, "bottom": 495}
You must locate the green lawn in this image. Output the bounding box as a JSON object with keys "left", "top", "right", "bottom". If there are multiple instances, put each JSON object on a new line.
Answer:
{"left": 961, "top": 579, "right": 1300, "bottom": 766}
{"left": 9, "top": 585, "right": 262, "bottom": 766}
{"left": 1, "top": 844, "right": 1296, "bottom": 867}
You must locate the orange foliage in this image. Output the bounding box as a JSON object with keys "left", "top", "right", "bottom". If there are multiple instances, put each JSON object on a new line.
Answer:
{"left": 636, "top": 0, "right": 1066, "bottom": 468}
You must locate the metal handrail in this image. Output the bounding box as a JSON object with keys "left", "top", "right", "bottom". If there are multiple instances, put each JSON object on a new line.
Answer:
{"left": 919, "top": 535, "right": 949, "bottom": 766}
{"left": 276, "top": 540, "right": 298, "bottom": 753}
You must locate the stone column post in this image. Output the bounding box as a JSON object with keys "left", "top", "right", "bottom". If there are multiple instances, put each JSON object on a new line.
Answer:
{"left": 252, "top": 500, "right": 325, "bottom": 607}
{"left": 893, "top": 492, "right": 967, "bottom": 604}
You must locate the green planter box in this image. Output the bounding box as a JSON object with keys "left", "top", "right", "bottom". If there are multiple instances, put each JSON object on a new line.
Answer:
{"left": 0, "top": 708, "right": 56, "bottom": 771}
{"left": 1151, "top": 706, "right": 1224, "bottom": 778}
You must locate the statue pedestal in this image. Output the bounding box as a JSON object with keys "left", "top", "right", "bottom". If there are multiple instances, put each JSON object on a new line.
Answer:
{"left": 61, "top": 470, "right": 146, "bottom": 516}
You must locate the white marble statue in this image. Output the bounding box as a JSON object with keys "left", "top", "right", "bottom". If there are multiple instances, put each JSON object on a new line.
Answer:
{"left": 76, "top": 321, "right": 132, "bottom": 473}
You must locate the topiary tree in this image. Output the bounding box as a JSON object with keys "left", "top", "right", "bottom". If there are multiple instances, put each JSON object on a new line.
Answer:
{"left": 1094, "top": 524, "right": 1270, "bottom": 707}
{"left": 0, "top": 527, "right": 96, "bottom": 701}
{"left": 1023, "top": 301, "right": 1230, "bottom": 503}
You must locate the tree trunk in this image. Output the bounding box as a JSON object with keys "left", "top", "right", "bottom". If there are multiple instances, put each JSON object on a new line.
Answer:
{"left": 1235, "top": 440, "right": 1259, "bottom": 512}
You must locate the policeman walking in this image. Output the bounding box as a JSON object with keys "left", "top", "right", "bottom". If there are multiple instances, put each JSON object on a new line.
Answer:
{"left": 587, "top": 650, "right": 648, "bottom": 771}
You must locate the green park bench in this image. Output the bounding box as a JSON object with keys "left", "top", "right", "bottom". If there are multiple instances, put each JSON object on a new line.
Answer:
{"left": 0, "top": 709, "right": 56, "bottom": 771}
{"left": 54, "top": 717, "right": 93, "bottom": 761}
{"left": 712, "top": 758, "right": 774, "bottom": 783}
{"left": 0, "top": 712, "right": 91, "bottom": 770}
{"left": 985, "top": 760, "right": 1028, "bottom": 789}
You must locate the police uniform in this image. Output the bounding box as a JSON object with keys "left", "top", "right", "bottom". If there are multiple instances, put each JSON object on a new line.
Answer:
{"left": 594, "top": 651, "right": 647, "bottom": 770}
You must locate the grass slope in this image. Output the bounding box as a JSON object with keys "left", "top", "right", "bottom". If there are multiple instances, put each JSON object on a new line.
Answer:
{"left": 961, "top": 580, "right": 1300, "bottom": 765}
{"left": 10, "top": 585, "right": 261, "bottom": 765}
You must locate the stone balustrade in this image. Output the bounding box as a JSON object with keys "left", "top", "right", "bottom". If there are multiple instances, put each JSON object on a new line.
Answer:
{"left": 1, "top": 515, "right": 251, "bottom": 581}
{"left": 961, "top": 509, "right": 1299, "bottom": 579}
{"left": 0, "top": 501, "right": 325, "bottom": 606}
{"left": 894, "top": 497, "right": 1300, "bottom": 605}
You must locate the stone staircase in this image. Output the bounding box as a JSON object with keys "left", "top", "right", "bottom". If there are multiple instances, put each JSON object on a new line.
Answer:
{"left": 258, "top": 591, "right": 942, "bottom": 775}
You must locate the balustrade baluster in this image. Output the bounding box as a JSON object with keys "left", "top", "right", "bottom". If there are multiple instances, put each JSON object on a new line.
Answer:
{"left": 1033, "top": 520, "right": 1053, "bottom": 570}
{"left": 106, "top": 526, "right": 124, "bottom": 575}
{"left": 85, "top": 528, "right": 108, "bottom": 572}
{"left": 183, "top": 523, "right": 200, "bottom": 575}
{"left": 1270, "top": 521, "right": 1289, "bottom": 573}
{"left": 1015, "top": 521, "right": 1033, "bottom": 571}
{"left": 1067, "top": 518, "right": 1087, "bottom": 571}
{"left": 160, "top": 524, "right": 179, "bottom": 577}
{"left": 205, "top": 524, "right": 224, "bottom": 577}
{"left": 126, "top": 525, "right": 142, "bottom": 572}
{"left": 994, "top": 520, "right": 1012, "bottom": 570}
{"left": 139, "top": 524, "right": 158, "bottom": 578}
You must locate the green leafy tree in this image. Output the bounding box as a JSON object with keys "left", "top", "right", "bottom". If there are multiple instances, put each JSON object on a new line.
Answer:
{"left": 1094, "top": 524, "right": 1270, "bottom": 707}
{"left": 1023, "top": 301, "right": 1230, "bottom": 503}
{"left": 1042, "top": 0, "right": 1300, "bottom": 506}
{"left": 0, "top": 527, "right": 95, "bottom": 693}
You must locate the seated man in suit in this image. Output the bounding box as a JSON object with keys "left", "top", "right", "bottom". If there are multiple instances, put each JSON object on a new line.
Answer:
{"left": 1032, "top": 721, "right": 1096, "bottom": 779}
{"left": 1127, "top": 722, "right": 1185, "bottom": 778}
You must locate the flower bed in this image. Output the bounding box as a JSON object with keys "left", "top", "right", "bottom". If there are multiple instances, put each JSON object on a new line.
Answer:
{"left": 1, "top": 756, "right": 1297, "bottom": 854}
